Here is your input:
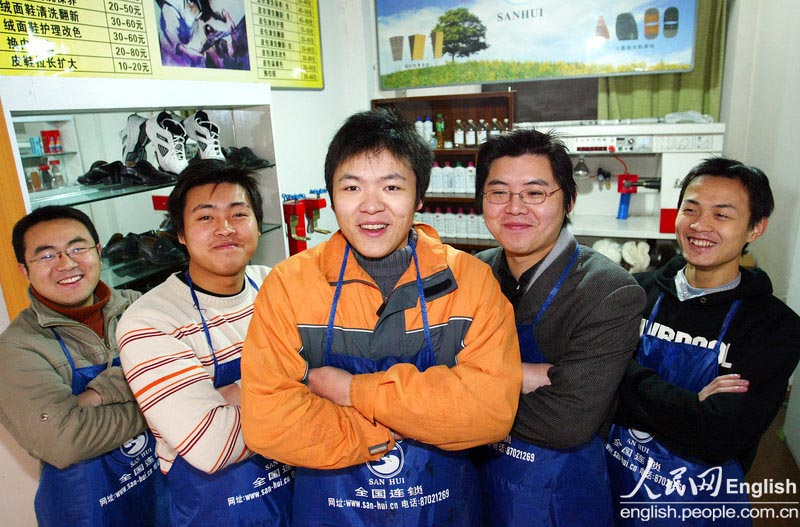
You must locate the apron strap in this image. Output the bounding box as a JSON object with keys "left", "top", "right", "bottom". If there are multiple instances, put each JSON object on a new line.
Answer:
{"left": 532, "top": 245, "right": 580, "bottom": 326}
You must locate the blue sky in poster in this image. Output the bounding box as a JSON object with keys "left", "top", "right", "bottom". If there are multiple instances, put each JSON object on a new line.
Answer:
{"left": 376, "top": 0, "right": 696, "bottom": 77}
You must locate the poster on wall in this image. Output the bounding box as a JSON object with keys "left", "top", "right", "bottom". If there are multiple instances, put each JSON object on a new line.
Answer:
{"left": 375, "top": 0, "right": 697, "bottom": 90}
{"left": 0, "top": 0, "right": 323, "bottom": 89}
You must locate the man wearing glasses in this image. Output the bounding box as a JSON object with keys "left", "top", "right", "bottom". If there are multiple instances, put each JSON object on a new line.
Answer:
{"left": 0, "top": 205, "right": 167, "bottom": 526}
{"left": 473, "top": 129, "right": 646, "bottom": 527}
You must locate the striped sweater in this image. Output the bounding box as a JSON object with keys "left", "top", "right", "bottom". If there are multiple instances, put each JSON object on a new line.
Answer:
{"left": 117, "top": 266, "right": 269, "bottom": 474}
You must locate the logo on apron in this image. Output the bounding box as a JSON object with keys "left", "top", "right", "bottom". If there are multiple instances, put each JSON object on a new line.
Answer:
{"left": 628, "top": 429, "right": 654, "bottom": 444}
{"left": 120, "top": 433, "right": 149, "bottom": 458}
{"left": 366, "top": 442, "right": 404, "bottom": 479}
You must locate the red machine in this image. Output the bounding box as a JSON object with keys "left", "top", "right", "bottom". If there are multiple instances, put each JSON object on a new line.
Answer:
{"left": 282, "top": 194, "right": 311, "bottom": 255}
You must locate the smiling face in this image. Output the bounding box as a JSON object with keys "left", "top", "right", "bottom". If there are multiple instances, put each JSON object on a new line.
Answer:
{"left": 178, "top": 182, "right": 260, "bottom": 294}
{"left": 481, "top": 154, "right": 573, "bottom": 279}
{"left": 676, "top": 175, "right": 767, "bottom": 287}
{"left": 332, "top": 150, "right": 421, "bottom": 258}
{"left": 19, "top": 218, "right": 102, "bottom": 308}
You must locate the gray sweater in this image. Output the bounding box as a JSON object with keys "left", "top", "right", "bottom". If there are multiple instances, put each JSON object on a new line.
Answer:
{"left": 477, "top": 230, "right": 645, "bottom": 449}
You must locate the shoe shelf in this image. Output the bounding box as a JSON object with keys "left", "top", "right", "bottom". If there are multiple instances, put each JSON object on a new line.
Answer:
{"left": 28, "top": 180, "right": 177, "bottom": 208}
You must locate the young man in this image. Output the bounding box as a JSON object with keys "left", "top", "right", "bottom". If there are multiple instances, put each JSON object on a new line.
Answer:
{"left": 117, "top": 160, "right": 293, "bottom": 526}
{"left": 0, "top": 205, "right": 167, "bottom": 526}
{"left": 473, "top": 129, "right": 646, "bottom": 527}
{"left": 606, "top": 158, "right": 800, "bottom": 526}
{"left": 241, "top": 108, "right": 521, "bottom": 526}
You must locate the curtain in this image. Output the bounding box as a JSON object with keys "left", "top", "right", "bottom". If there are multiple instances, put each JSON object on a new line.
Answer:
{"left": 597, "top": 0, "right": 727, "bottom": 121}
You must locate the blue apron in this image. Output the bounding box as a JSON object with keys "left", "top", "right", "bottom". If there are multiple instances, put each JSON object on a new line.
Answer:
{"left": 292, "top": 242, "right": 481, "bottom": 527}
{"left": 605, "top": 293, "right": 750, "bottom": 526}
{"left": 34, "top": 329, "right": 169, "bottom": 527}
{"left": 166, "top": 274, "right": 294, "bottom": 527}
{"left": 477, "top": 246, "right": 613, "bottom": 527}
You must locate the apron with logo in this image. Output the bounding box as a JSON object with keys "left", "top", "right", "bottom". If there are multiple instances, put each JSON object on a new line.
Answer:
{"left": 606, "top": 293, "right": 750, "bottom": 526}
{"left": 166, "top": 273, "right": 294, "bottom": 527}
{"left": 477, "top": 246, "right": 613, "bottom": 527}
{"left": 292, "top": 242, "right": 480, "bottom": 527}
{"left": 34, "top": 328, "right": 169, "bottom": 527}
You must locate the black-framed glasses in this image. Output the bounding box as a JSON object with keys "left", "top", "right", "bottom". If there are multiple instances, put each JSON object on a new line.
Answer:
{"left": 26, "top": 246, "right": 98, "bottom": 266}
{"left": 482, "top": 188, "right": 562, "bottom": 205}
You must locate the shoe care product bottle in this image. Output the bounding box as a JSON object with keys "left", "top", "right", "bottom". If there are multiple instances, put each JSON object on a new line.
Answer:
{"left": 477, "top": 119, "right": 488, "bottom": 144}
{"left": 27, "top": 168, "right": 39, "bottom": 192}
{"left": 455, "top": 208, "right": 468, "bottom": 238}
{"left": 414, "top": 117, "right": 424, "bottom": 140}
{"left": 468, "top": 208, "right": 481, "bottom": 239}
{"left": 49, "top": 160, "right": 65, "bottom": 188}
{"left": 429, "top": 162, "right": 442, "bottom": 194}
{"left": 435, "top": 114, "right": 446, "bottom": 149}
{"left": 444, "top": 207, "right": 456, "bottom": 238}
{"left": 423, "top": 116, "right": 434, "bottom": 147}
{"left": 420, "top": 206, "right": 433, "bottom": 225}
{"left": 39, "top": 164, "right": 52, "bottom": 190}
{"left": 489, "top": 118, "right": 502, "bottom": 138}
{"left": 465, "top": 119, "right": 477, "bottom": 147}
{"left": 432, "top": 207, "right": 444, "bottom": 233}
{"left": 441, "top": 162, "right": 454, "bottom": 193}
{"left": 465, "top": 161, "right": 476, "bottom": 193}
{"left": 452, "top": 161, "right": 466, "bottom": 194}
{"left": 453, "top": 119, "right": 465, "bottom": 148}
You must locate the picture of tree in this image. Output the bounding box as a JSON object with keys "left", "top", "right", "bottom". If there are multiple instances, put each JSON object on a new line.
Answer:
{"left": 432, "top": 8, "right": 488, "bottom": 63}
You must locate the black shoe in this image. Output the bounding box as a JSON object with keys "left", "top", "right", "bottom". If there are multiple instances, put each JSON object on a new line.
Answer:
{"left": 223, "top": 146, "right": 274, "bottom": 170}
{"left": 102, "top": 232, "right": 140, "bottom": 264}
{"left": 78, "top": 160, "right": 126, "bottom": 185}
{"left": 138, "top": 231, "right": 186, "bottom": 265}
{"left": 120, "top": 160, "right": 175, "bottom": 186}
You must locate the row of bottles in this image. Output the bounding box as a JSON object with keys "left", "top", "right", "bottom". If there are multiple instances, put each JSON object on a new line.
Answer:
{"left": 415, "top": 207, "right": 494, "bottom": 240}
{"left": 453, "top": 118, "right": 510, "bottom": 148}
{"left": 416, "top": 115, "right": 511, "bottom": 150}
{"left": 429, "top": 160, "right": 476, "bottom": 194}
{"left": 27, "top": 159, "right": 66, "bottom": 192}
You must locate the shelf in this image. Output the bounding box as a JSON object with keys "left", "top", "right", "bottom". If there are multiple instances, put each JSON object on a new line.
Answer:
{"left": 441, "top": 237, "right": 498, "bottom": 252}
{"left": 261, "top": 223, "right": 281, "bottom": 235}
{"left": 100, "top": 257, "right": 184, "bottom": 291}
{"left": 29, "top": 181, "right": 176, "bottom": 208}
{"left": 424, "top": 192, "right": 475, "bottom": 204}
{"left": 569, "top": 214, "right": 674, "bottom": 240}
{"left": 20, "top": 150, "right": 78, "bottom": 160}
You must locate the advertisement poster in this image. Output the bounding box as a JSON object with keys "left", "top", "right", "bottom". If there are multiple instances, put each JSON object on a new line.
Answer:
{"left": 375, "top": 0, "right": 696, "bottom": 90}
{"left": 0, "top": 0, "right": 323, "bottom": 88}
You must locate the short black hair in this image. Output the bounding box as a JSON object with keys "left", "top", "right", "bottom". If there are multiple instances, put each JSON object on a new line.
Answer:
{"left": 167, "top": 159, "right": 264, "bottom": 236}
{"left": 679, "top": 157, "right": 774, "bottom": 229}
{"left": 324, "top": 108, "right": 433, "bottom": 205}
{"left": 12, "top": 206, "right": 100, "bottom": 265}
{"left": 475, "top": 129, "right": 576, "bottom": 223}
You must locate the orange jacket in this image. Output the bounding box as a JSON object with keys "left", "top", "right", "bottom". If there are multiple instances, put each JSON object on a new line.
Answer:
{"left": 241, "top": 225, "right": 521, "bottom": 469}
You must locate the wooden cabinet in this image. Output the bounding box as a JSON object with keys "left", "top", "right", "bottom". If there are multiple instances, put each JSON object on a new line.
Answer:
{"left": 371, "top": 92, "right": 514, "bottom": 252}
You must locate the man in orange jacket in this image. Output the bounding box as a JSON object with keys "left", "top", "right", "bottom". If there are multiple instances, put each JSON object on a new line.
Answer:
{"left": 241, "top": 108, "right": 521, "bottom": 526}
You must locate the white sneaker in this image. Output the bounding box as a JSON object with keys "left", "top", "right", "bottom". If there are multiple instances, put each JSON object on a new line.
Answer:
{"left": 119, "top": 114, "right": 149, "bottom": 164}
{"left": 182, "top": 110, "right": 225, "bottom": 160}
{"left": 146, "top": 111, "right": 189, "bottom": 174}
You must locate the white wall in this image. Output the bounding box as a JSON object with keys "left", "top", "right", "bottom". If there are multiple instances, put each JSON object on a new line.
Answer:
{"left": 720, "top": 0, "right": 800, "bottom": 302}
{"left": 3, "top": 0, "right": 800, "bottom": 523}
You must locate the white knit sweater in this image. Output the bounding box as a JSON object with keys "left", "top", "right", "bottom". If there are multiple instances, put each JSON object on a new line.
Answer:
{"left": 117, "top": 265, "right": 269, "bottom": 474}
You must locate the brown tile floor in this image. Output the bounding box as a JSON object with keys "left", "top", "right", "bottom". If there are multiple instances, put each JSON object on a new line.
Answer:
{"left": 746, "top": 406, "right": 800, "bottom": 526}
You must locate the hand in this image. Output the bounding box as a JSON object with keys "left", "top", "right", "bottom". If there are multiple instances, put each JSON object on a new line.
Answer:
{"left": 217, "top": 382, "right": 242, "bottom": 406}
{"left": 521, "top": 363, "right": 553, "bottom": 394}
{"left": 307, "top": 366, "right": 353, "bottom": 406}
{"left": 76, "top": 388, "right": 102, "bottom": 407}
{"left": 699, "top": 373, "right": 749, "bottom": 401}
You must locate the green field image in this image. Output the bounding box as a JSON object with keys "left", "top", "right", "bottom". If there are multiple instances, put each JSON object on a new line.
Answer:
{"left": 380, "top": 59, "right": 690, "bottom": 89}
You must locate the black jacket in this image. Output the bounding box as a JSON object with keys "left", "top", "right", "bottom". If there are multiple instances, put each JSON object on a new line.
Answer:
{"left": 614, "top": 256, "right": 800, "bottom": 472}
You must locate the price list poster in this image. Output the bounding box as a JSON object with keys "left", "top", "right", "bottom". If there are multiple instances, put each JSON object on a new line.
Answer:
{"left": 0, "top": 0, "right": 323, "bottom": 88}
